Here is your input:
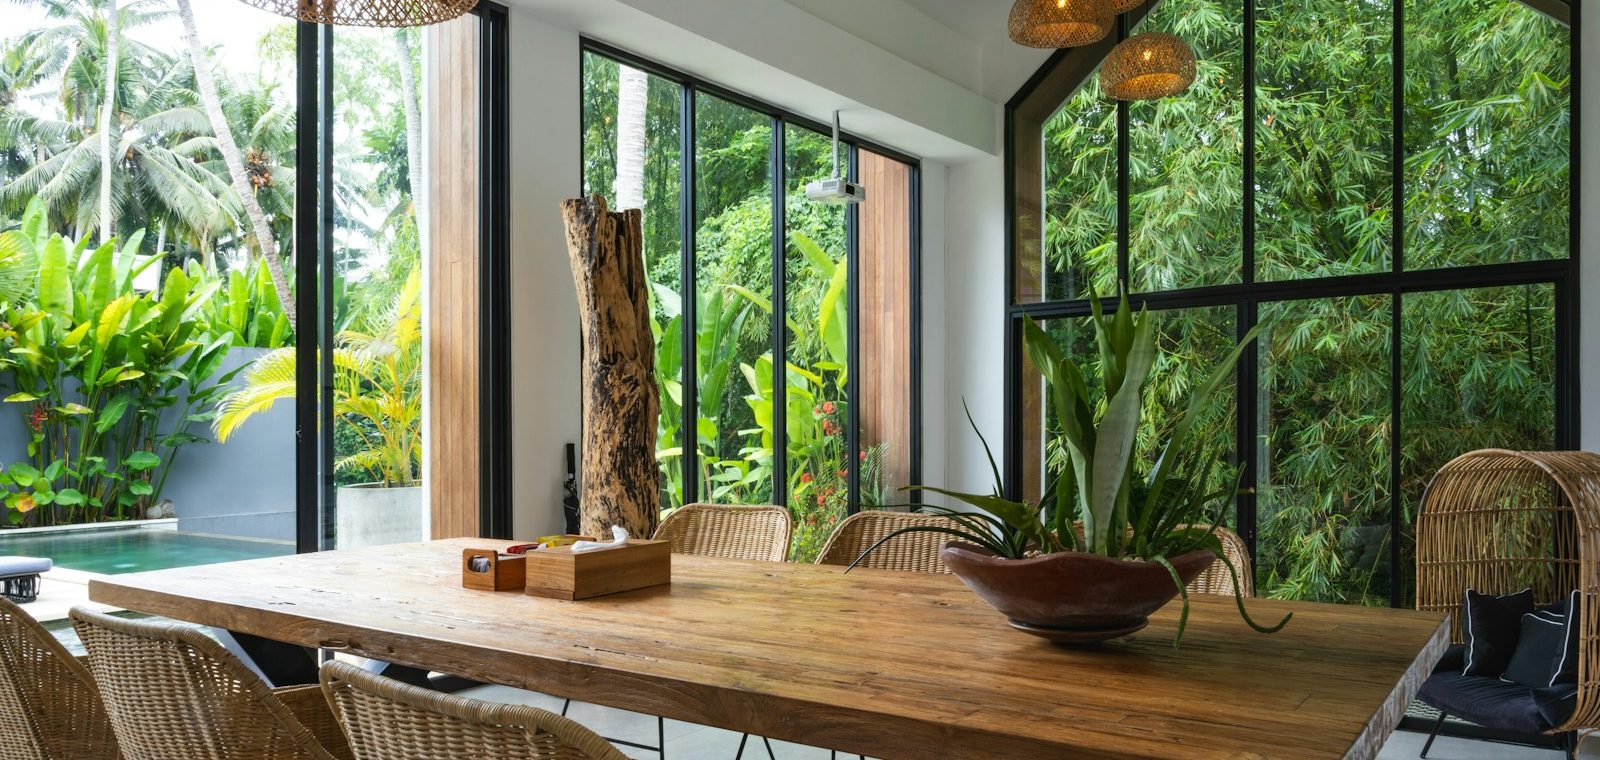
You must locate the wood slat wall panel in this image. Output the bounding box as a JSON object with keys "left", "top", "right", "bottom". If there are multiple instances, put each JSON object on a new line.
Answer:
{"left": 858, "top": 152, "right": 913, "bottom": 493}
{"left": 426, "top": 17, "right": 480, "bottom": 539}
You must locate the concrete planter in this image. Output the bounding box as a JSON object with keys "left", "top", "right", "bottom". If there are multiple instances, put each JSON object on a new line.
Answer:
{"left": 335, "top": 483, "right": 425, "bottom": 549}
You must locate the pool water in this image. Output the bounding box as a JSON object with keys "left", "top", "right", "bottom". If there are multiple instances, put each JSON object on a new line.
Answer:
{"left": 0, "top": 528, "right": 292, "bottom": 574}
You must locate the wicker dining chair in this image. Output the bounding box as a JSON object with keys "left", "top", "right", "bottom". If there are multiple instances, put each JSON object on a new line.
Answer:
{"left": 70, "top": 606, "right": 351, "bottom": 760}
{"left": 1183, "top": 526, "right": 1254, "bottom": 597}
{"left": 320, "top": 660, "right": 626, "bottom": 760}
{"left": 653, "top": 503, "right": 794, "bottom": 562}
{"left": 0, "top": 597, "right": 119, "bottom": 760}
{"left": 816, "top": 511, "right": 956, "bottom": 574}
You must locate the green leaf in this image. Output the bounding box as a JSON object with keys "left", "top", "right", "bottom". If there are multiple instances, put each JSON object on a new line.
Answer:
{"left": 54, "top": 488, "right": 85, "bottom": 506}
{"left": 123, "top": 451, "right": 160, "bottom": 471}
{"left": 4, "top": 392, "right": 38, "bottom": 403}
{"left": 128, "top": 481, "right": 154, "bottom": 496}
{"left": 37, "top": 234, "right": 70, "bottom": 315}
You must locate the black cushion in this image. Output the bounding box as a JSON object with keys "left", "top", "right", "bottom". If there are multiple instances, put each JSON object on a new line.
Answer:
{"left": 1418, "top": 669, "right": 1554, "bottom": 735}
{"left": 1544, "top": 590, "right": 1581, "bottom": 686}
{"left": 1503, "top": 610, "right": 1567, "bottom": 686}
{"left": 1463, "top": 588, "right": 1534, "bottom": 677}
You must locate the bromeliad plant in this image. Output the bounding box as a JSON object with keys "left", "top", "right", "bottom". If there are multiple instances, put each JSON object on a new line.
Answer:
{"left": 858, "top": 291, "right": 1290, "bottom": 645}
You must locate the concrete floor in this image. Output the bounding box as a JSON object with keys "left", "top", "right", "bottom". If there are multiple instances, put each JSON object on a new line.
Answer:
{"left": 465, "top": 684, "right": 1592, "bottom": 760}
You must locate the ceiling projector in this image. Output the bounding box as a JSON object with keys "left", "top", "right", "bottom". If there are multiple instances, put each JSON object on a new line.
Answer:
{"left": 805, "top": 177, "right": 865, "bottom": 205}
{"left": 805, "top": 110, "right": 866, "bottom": 205}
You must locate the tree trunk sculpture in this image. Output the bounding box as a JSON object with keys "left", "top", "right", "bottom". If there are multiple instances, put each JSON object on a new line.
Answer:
{"left": 561, "top": 196, "right": 661, "bottom": 539}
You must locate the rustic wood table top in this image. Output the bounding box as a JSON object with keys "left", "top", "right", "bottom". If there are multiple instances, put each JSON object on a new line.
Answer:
{"left": 88, "top": 538, "right": 1448, "bottom": 760}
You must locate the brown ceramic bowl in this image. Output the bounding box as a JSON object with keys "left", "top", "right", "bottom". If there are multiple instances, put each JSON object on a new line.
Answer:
{"left": 940, "top": 542, "right": 1216, "bottom": 642}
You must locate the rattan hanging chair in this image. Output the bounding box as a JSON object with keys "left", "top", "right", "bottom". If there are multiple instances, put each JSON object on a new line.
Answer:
{"left": 1415, "top": 448, "right": 1600, "bottom": 735}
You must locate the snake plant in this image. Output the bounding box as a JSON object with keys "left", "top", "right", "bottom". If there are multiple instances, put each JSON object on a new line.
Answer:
{"left": 854, "top": 291, "right": 1289, "bottom": 645}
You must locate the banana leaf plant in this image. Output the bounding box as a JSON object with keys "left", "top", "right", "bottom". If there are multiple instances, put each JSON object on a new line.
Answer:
{"left": 0, "top": 199, "right": 234, "bottom": 526}
{"left": 852, "top": 291, "right": 1291, "bottom": 645}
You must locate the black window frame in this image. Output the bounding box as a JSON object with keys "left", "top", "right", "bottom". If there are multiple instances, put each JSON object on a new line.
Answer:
{"left": 579, "top": 38, "right": 924, "bottom": 513}
{"left": 1003, "top": 0, "right": 1580, "bottom": 608}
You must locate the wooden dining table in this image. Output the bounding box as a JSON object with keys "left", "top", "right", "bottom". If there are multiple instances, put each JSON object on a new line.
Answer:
{"left": 88, "top": 538, "right": 1448, "bottom": 760}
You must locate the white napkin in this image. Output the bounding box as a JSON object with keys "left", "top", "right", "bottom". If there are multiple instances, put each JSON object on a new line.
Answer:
{"left": 570, "top": 525, "right": 630, "bottom": 553}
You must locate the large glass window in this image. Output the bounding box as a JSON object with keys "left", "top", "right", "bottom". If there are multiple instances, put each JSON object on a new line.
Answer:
{"left": 0, "top": 1, "right": 508, "bottom": 621}
{"left": 1007, "top": 0, "right": 1571, "bottom": 607}
{"left": 581, "top": 47, "right": 922, "bottom": 560}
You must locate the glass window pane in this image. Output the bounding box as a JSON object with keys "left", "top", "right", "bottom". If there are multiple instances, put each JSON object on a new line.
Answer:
{"left": 0, "top": 2, "right": 299, "bottom": 586}
{"left": 1034, "top": 81, "right": 1117, "bottom": 303}
{"left": 1398, "top": 285, "right": 1556, "bottom": 606}
{"left": 694, "top": 95, "right": 773, "bottom": 505}
{"left": 1129, "top": 0, "right": 1244, "bottom": 292}
{"left": 1256, "top": 295, "right": 1391, "bottom": 604}
{"left": 782, "top": 126, "right": 847, "bottom": 560}
{"left": 327, "top": 25, "right": 433, "bottom": 548}
{"left": 1403, "top": 0, "right": 1569, "bottom": 269}
{"left": 1254, "top": 0, "right": 1393, "bottom": 281}
{"left": 581, "top": 53, "right": 686, "bottom": 510}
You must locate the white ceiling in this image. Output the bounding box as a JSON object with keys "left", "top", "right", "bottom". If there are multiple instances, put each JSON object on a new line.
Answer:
{"left": 898, "top": 0, "right": 1012, "bottom": 44}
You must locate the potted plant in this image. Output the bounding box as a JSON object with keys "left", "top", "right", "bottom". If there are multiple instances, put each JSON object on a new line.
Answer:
{"left": 214, "top": 270, "right": 423, "bottom": 548}
{"left": 856, "top": 292, "right": 1288, "bottom": 646}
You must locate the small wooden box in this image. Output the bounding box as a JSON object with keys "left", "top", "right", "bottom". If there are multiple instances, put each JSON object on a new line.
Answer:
{"left": 461, "top": 548, "right": 526, "bottom": 592}
{"left": 523, "top": 539, "right": 671, "bottom": 601}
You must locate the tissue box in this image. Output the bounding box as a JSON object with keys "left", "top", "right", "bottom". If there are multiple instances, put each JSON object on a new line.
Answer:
{"left": 461, "top": 548, "right": 526, "bottom": 591}
{"left": 522, "top": 539, "right": 671, "bottom": 601}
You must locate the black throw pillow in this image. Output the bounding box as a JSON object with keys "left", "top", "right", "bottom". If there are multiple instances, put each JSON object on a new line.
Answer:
{"left": 1463, "top": 588, "right": 1534, "bottom": 677}
{"left": 1503, "top": 612, "right": 1567, "bottom": 686}
{"left": 1544, "top": 590, "right": 1581, "bottom": 686}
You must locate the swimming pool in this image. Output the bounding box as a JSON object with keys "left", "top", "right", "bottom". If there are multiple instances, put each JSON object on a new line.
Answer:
{"left": 0, "top": 526, "right": 292, "bottom": 574}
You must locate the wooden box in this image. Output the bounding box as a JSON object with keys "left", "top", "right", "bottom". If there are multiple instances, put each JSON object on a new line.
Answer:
{"left": 523, "top": 539, "right": 671, "bottom": 601}
{"left": 461, "top": 548, "right": 526, "bottom": 592}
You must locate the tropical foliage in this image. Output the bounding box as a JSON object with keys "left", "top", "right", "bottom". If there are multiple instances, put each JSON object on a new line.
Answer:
{"left": 215, "top": 269, "right": 421, "bottom": 488}
{"left": 0, "top": 201, "right": 237, "bottom": 526}
{"left": 585, "top": 54, "right": 897, "bottom": 561}
{"left": 1031, "top": 0, "right": 1567, "bottom": 605}
{"left": 0, "top": 0, "right": 432, "bottom": 523}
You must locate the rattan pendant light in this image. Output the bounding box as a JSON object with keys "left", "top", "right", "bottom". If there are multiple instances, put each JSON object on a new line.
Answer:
{"left": 236, "top": 0, "right": 479, "bottom": 27}
{"left": 1101, "top": 32, "right": 1196, "bottom": 100}
{"left": 1008, "top": 0, "right": 1114, "bottom": 49}
{"left": 1107, "top": 0, "right": 1146, "bottom": 13}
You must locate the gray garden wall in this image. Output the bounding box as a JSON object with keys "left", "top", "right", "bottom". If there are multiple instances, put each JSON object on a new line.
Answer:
{"left": 161, "top": 348, "right": 296, "bottom": 542}
{"left": 0, "top": 347, "right": 296, "bottom": 542}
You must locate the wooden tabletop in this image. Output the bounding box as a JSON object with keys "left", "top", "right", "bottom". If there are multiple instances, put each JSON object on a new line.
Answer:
{"left": 88, "top": 538, "right": 1448, "bottom": 760}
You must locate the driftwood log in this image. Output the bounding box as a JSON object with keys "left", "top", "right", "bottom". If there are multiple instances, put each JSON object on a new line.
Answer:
{"left": 561, "top": 196, "right": 661, "bottom": 539}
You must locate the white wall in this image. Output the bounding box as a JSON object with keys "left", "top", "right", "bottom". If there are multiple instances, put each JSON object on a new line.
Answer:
{"left": 935, "top": 152, "right": 1008, "bottom": 497}
{"left": 508, "top": 9, "right": 582, "bottom": 538}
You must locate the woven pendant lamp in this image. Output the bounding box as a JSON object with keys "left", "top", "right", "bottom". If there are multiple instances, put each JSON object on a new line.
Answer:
{"left": 1107, "top": 0, "right": 1145, "bottom": 13}
{"left": 1101, "top": 32, "right": 1197, "bottom": 101}
{"left": 1008, "top": 0, "right": 1114, "bottom": 49}
{"left": 235, "top": 0, "right": 479, "bottom": 27}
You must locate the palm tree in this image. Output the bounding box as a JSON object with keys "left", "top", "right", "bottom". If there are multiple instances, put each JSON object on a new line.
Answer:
{"left": 0, "top": 0, "right": 182, "bottom": 238}
{"left": 97, "top": 0, "right": 116, "bottom": 243}
{"left": 391, "top": 29, "right": 424, "bottom": 248}
{"left": 615, "top": 64, "right": 647, "bottom": 211}
{"left": 175, "top": 0, "right": 295, "bottom": 329}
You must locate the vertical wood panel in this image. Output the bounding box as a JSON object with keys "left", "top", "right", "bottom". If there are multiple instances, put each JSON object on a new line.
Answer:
{"left": 427, "top": 17, "right": 481, "bottom": 538}
{"left": 858, "top": 152, "right": 912, "bottom": 493}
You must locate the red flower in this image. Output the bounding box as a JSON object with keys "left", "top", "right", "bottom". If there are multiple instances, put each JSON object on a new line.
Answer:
{"left": 860, "top": 451, "right": 868, "bottom": 461}
{"left": 26, "top": 403, "right": 46, "bottom": 433}
{"left": 822, "top": 420, "right": 840, "bottom": 436}
{"left": 799, "top": 472, "right": 812, "bottom": 484}
{"left": 821, "top": 401, "right": 836, "bottom": 415}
